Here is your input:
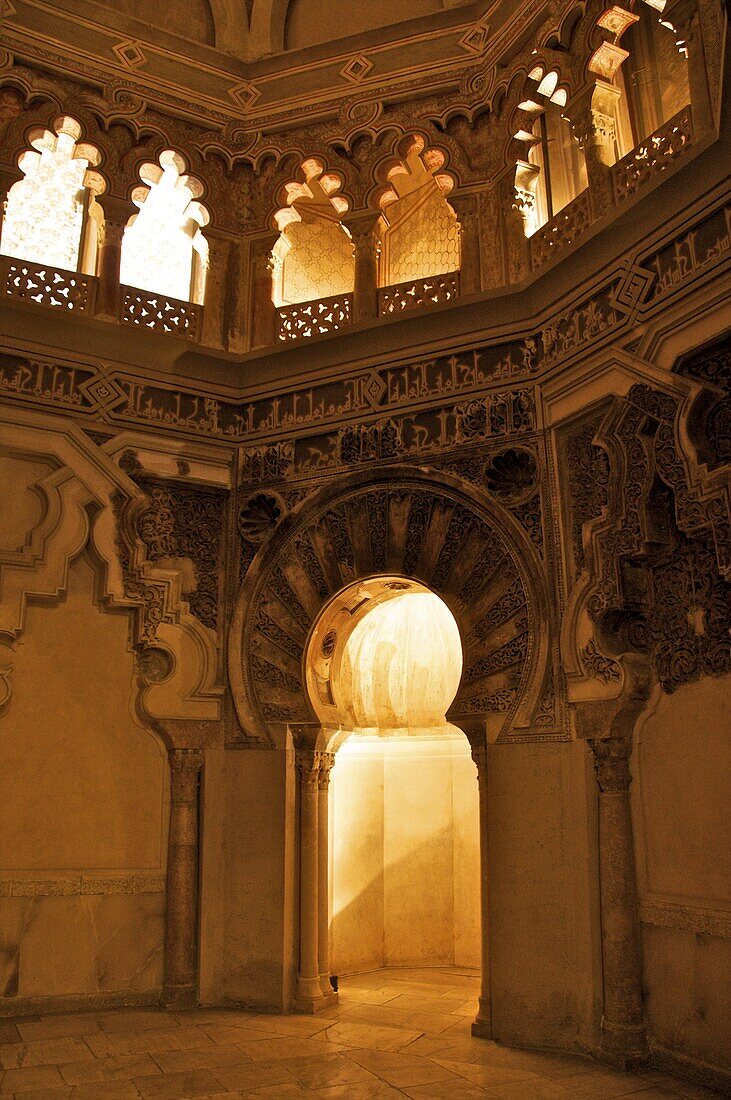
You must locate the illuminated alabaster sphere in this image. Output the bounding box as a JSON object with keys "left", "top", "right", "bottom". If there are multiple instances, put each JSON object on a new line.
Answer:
{"left": 340, "top": 591, "right": 462, "bottom": 731}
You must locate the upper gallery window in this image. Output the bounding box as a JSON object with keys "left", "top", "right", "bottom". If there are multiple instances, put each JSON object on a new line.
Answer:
{"left": 120, "top": 150, "right": 209, "bottom": 304}
{"left": 376, "top": 138, "right": 460, "bottom": 287}
{"left": 272, "top": 158, "right": 354, "bottom": 307}
{"left": 522, "top": 72, "right": 587, "bottom": 232}
{"left": 0, "top": 116, "right": 103, "bottom": 273}
{"left": 615, "top": 12, "right": 691, "bottom": 155}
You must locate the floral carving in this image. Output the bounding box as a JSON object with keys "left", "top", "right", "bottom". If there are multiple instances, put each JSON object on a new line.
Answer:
{"left": 136, "top": 481, "right": 226, "bottom": 632}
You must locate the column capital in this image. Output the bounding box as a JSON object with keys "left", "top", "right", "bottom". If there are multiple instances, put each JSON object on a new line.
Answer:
{"left": 342, "top": 210, "right": 381, "bottom": 248}
{"left": 95, "top": 192, "right": 136, "bottom": 230}
{"left": 588, "top": 734, "right": 632, "bottom": 793}
{"left": 295, "top": 749, "right": 334, "bottom": 791}
{"left": 564, "top": 80, "right": 620, "bottom": 153}
{"left": 449, "top": 192, "right": 479, "bottom": 226}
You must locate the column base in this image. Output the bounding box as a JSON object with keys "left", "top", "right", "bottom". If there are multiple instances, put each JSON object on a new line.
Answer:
{"left": 471, "top": 998, "right": 493, "bottom": 1039}
{"left": 293, "top": 991, "right": 337, "bottom": 1014}
{"left": 599, "top": 1018, "right": 649, "bottom": 1069}
{"left": 161, "top": 983, "right": 197, "bottom": 1010}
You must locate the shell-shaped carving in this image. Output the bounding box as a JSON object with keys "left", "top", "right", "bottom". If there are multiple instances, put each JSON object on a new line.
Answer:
{"left": 483, "top": 447, "right": 537, "bottom": 501}
{"left": 238, "top": 492, "right": 284, "bottom": 543}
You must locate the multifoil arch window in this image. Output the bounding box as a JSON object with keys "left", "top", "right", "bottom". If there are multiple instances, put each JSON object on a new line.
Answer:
{"left": 0, "top": 115, "right": 104, "bottom": 274}
{"left": 375, "top": 137, "right": 460, "bottom": 288}
{"left": 120, "top": 150, "right": 209, "bottom": 304}
{"left": 522, "top": 70, "right": 587, "bottom": 233}
{"left": 614, "top": 6, "right": 690, "bottom": 155}
{"left": 271, "top": 157, "right": 354, "bottom": 307}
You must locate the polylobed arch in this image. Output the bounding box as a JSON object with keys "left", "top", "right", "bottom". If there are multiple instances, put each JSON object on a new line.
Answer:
{"left": 374, "top": 135, "right": 460, "bottom": 287}
{"left": 0, "top": 115, "right": 105, "bottom": 274}
{"left": 120, "top": 148, "right": 210, "bottom": 304}
{"left": 271, "top": 156, "right": 353, "bottom": 307}
{"left": 230, "top": 464, "right": 550, "bottom": 745}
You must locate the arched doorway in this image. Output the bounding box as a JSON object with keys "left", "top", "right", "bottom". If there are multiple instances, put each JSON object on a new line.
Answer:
{"left": 304, "top": 578, "right": 480, "bottom": 983}
{"left": 294, "top": 580, "right": 479, "bottom": 1016}
{"left": 230, "top": 466, "right": 551, "bottom": 1031}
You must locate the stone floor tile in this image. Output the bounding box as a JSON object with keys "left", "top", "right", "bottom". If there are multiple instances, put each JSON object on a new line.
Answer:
{"left": 68, "top": 1081, "right": 142, "bottom": 1099}
{"left": 242, "top": 1014, "right": 333, "bottom": 1038}
{"left": 1, "top": 1037, "right": 95, "bottom": 1069}
{"left": 198, "top": 1024, "right": 283, "bottom": 1046}
{"left": 344, "top": 1046, "right": 460, "bottom": 1088}
{"left": 314, "top": 1083, "right": 405, "bottom": 1099}
{"left": 402, "top": 1080, "right": 490, "bottom": 1098}
{"left": 235, "top": 1036, "right": 345, "bottom": 1063}
{"left": 483, "top": 1078, "right": 578, "bottom": 1098}
{"left": 249, "top": 1086, "right": 321, "bottom": 1098}
{"left": 336, "top": 987, "right": 404, "bottom": 1006}
{"left": 432, "top": 1057, "right": 545, "bottom": 1087}
{"left": 281, "top": 1051, "right": 381, "bottom": 1089}
{"left": 88, "top": 1028, "right": 216, "bottom": 1057}
{"left": 339, "top": 1004, "right": 462, "bottom": 1036}
{"left": 60, "top": 1053, "right": 160, "bottom": 1084}
{"left": 0, "top": 1062, "right": 67, "bottom": 1093}
{"left": 133, "top": 1067, "right": 223, "bottom": 1099}
{"left": 210, "top": 1058, "right": 300, "bottom": 1091}
{"left": 16, "top": 1018, "right": 101, "bottom": 1042}
{"left": 98, "top": 1012, "right": 174, "bottom": 1034}
{"left": 150, "top": 1045, "right": 251, "bottom": 1074}
{"left": 0, "top": 1022, "right": 21, "bottom": 1044}
{"left": 323, "top": 1020, "right": 422, "bottom": 1053}
{"left": 9, "top": 1089, "right": 72, "bottom": 1100}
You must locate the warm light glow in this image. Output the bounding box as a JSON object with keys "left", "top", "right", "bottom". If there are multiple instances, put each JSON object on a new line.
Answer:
{"left": 120, "top": 152, "right": 208, "bottom": 303}
{"left": 273, "top": 162, "right": 354, "bottom": 306}
{"left": 537, "top": 70, "right": 559, "bottom": 97}
{"left": 1, "top": 126, "right": 91, "bottom": 272}
{"left": 330, "top": 732, "right": 480, "bottom": 972}
{"left": 340, "top": 591, "right": 462, "bottom": 730}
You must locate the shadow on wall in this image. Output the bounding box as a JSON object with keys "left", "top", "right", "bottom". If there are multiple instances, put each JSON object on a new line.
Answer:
{"left": 329, "top": 732, "right": 480, "bottom": 976}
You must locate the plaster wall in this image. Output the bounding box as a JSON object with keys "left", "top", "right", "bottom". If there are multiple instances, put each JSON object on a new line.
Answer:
{"left": 632, "top": 677, "right": 731, "bottom": 1073}
{"left": 330, "top": 733, "right": 480, "bottom": 975}
{"left": 0, "top": 549, "right": 169, "bottom": 1006}
{"left": 200, "top": 733, "right": 296, "bottom": 1011}
{"left": 487, "top": 739, "right": 601, "bottom": 1053}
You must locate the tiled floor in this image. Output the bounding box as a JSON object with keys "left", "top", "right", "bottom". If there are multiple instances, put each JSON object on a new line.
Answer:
{"left": 0, "top": 968, "right": 719, "bottom": 1099}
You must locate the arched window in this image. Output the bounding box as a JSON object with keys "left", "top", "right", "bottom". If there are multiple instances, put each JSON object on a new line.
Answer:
{"left": 377, "top": 140, "right": 460, "bottom": 287}
{"left": 524, "top": 72, "right": 587, "bottom": 232}
{"left": 120, "top": 150, "right": 209, "bottom": 304}
{"left": 615, "top": 12, "right": 690, "bottom": 155}
{"left": 0, "top": 116, "right": 103, "bottom": 273}
{"left": 272, "top": 158, "right": 353, "bottom": 307}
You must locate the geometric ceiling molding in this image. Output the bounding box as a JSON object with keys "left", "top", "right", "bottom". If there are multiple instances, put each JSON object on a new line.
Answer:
{"left": 459, "top": 18, "right": 490, "bottom": 55}
{"left": 112, "top": 39, "right": 148, "bottom": 70}
{"left": 227, "top": 81, "right": 262, "bottom": 110}
{"left": 339, "top": 54, "right": 374, "bottom": 84}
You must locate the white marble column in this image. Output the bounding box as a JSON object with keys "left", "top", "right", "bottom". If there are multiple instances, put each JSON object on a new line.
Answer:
{"left": 295, "top": 749, "right": 326, "bottom": 1011}
{"left": 317, "top": 753, "right": 337, "bottom": 1001}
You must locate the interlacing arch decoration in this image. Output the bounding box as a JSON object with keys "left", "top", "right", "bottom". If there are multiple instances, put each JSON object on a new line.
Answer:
{"left": 272, "top": 157, "right": 353, "bottom": 308}
{"left": 0, "top": 115, "right": 105, "bottom": 277}
{"left": 229, "top": 465, "right": 550, "bottom": 746}
{"left": 372, "top": 134, "right": 460, "bottom": 308}
{"left": 121, "top": 149, "right": 210, "bottom": 305}
{"left": 569, "top": 370, "right": 731, "bottom": 698}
